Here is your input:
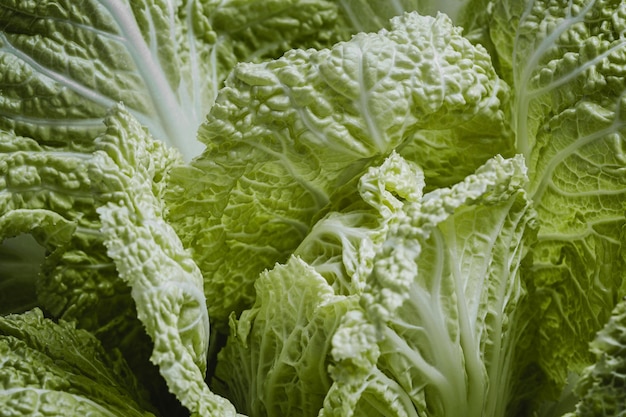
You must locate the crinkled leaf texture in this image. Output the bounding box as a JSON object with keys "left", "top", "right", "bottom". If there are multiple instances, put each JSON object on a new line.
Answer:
{"left": 215, "top": 153, "right": 536, "bottom": 417}
{"left": 0, "top": 0, "right": 209, "bottom": 159}
{"left": 294, "top": 151, "right": 425, "bottom": 295}
{"left": 0, "top": 119, "right": 144, "bottom": 355}
{"left": 0, "top": 0, "right": 343, "bottom": 160}
{"left": 214, "top": 152, "right": 425, "bottom": 417}
{"left": 90, "top": 105, "right": 239, "bottom": 416}
{"left": 356, "top": 155, "right": 534, "bottom": 417}
{"left": 0, "top": 106, "right": 188, "bottom": 412}
{"left": 214, "top": 256, "right": 356, "bottom": 416}
{"left": 480, "top": 0, "right": 626, "bottom": 405}
{"left": 0, "top": 103, "right": 242, "bottom": 415}
{"left": 565, "top": 297, "right": 626, "bottom": 417}
{"left": 0, "top": 308, "right": 156, "bottom": 416}
{"left": 0, "top": 1, "right": 388, "bottom": 413}
{"left": 166, "top": 10, "right": 511, "bottom": 325}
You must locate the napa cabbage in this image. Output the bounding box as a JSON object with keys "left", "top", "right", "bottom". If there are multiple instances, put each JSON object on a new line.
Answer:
{"left": 1, "top": 1, "right": 626, "bottom": 417}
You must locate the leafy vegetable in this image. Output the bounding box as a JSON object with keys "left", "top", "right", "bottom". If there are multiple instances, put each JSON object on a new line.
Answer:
{"left": 165, "top": 10, "right": 511, "bottom": 324}
{"left": 1, "top": 1, "right": 626, "bottom": 417}
{"left": 564, "top": 296, "right": 626, "bottom": 417}
{"left": 487, "top": 0, "right": 626, "bottom": 404}
{"left": 216, "top": 152, "right": 535, "bottom": 417}
{"left": 0, "top": 0, "right": 347, "bottom": 160}
{"left": 91, "top": 104, "right": 238, "bottom": 416}
{"left": 0, "top": 308, "right": 156, "bottom": 416}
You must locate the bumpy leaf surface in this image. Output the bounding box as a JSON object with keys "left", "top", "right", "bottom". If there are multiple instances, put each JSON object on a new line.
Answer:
{"left": 167, "top": 11, "right": 511, "bottom": 324}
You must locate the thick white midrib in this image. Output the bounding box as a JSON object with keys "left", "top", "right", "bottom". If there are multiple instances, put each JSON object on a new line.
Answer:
{"left": 98, "top": 0, "right": 194, "bottom": 159}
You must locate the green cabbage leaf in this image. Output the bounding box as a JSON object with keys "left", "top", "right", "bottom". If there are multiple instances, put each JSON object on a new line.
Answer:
{"left": 1, "top": 1, "right": 626, "bottom": 417}
{"left": 215, "top": 152, "right": 536, "bottom": 417}
{"left": 165, "top": 11, "right": 511, "bottom": 324}
{"left": 0, "top": 308, "right": 156, "bottom": 416}
{"left": 486, "top": 0, "right": 626, "bottom": 406}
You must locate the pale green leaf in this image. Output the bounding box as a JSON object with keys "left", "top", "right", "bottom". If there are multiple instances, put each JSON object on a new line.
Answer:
{"left": 485, "top": 0, "right": 626, "bottom": 403}
{"left": 565, "top": 297, "right": 626, "bottom": 417}
{"left": 0, "top": 308, "right": 156, "bottom": 417}
{"left": 360, "top": 155, "right": 535, "bottom": 417}
{"left": 166, "top": 11, "right": 510, "bottom": 324}
{"left": 0, "top": 0, "right": 345, "bottom": 161}
{"left": 215, "top": 256, "right": 356, "bottom": 417}
{"left": 90, "top": 105, "right": 238, "bottom": 416}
